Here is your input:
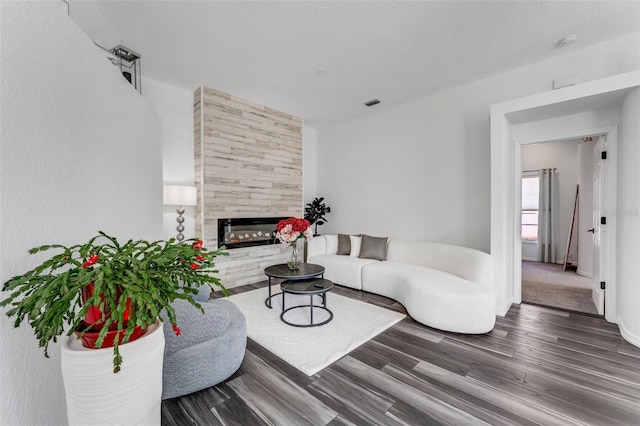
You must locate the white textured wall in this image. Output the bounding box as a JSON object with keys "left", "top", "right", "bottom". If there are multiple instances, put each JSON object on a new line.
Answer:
{"left": 67, "top": 0, "right": 121, "bottom": 49}
{"left": 141, "top": 77, "right": 197, "bottom": 240}
{"left": 618, "top": 87, "right": 640, "bottom": 346}
{"left": 317, "top": 33, "right": 639, "bottom": 252}
{"left": 521, "top": 139, "right": 581, "bottom": 264}
{"left": 0, "top": 2, "right": 163, "bottom": 425}
{"left": 577, "top": 139, "right": 596, "bottom": 277}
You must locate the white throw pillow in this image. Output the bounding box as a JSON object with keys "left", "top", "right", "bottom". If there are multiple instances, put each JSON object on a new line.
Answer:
{"left": 325, "top": 234, "right": 338, "bottom": 255}
{"left": 349, "top": 236, "right": 362, "bottom": 257}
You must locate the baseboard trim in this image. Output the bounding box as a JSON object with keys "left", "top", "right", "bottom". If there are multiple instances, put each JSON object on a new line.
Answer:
{"left": 618, "top": 316, "right": 640, "bottom": 348}
{"left": 521, "top": 259, "right": 568, "bottom": 265}
{"left": 496, "top": 303, "right": 511, "bottom": 317}
{"left": 576, "top": 269, "right": 593, "bottom": 278}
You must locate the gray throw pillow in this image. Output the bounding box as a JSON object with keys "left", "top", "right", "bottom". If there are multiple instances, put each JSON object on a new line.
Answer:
{"left": 337, "top": 234, "right": 351, "bottom": 255}
{"left": 359, "top": 234, "right": 388, "bottom": 261}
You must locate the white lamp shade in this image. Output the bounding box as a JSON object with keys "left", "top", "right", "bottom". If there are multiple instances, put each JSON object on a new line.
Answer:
{"left": 163, "top": 185, "right": 197, "bottom": 206}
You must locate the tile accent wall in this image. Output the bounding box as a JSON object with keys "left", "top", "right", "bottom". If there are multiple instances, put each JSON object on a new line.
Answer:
{"left": 195, "top": 87, "right": 303, "bottom": 287}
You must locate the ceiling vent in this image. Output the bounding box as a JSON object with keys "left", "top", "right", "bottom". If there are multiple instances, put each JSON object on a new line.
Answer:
{"left": 364, "top": 99, "right": 380, "bottom": 107}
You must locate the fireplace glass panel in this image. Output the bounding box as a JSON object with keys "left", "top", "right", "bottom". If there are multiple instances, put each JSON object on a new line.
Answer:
{"left": 218, "top": 217, "right": 289, "bottom": 249}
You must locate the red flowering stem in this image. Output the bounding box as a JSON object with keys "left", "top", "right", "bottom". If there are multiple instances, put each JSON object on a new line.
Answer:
{"left": 82, "top": 254, "right": 99, "bottom": 268}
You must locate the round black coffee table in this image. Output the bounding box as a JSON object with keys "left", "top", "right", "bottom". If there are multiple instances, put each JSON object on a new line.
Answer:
{"left": 263, "top": 263, "right": 325, "bottom": 308}
{"left": 280, "top": 278, "right": 334, "bottom": 327}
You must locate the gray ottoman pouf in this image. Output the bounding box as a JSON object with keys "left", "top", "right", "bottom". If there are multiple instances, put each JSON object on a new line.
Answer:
{"left": 161, "top": 293, "right": 247, "bottom": 399}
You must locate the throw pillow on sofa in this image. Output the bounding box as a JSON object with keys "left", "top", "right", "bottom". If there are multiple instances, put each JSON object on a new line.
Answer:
{"left": 349, "top": 235, "right": 362, "bottom": 257}
{"left": 325, "top": 234, "right": 339, "bottom": 254}
{"left": 359, "top": 234, "right": 388, "bottom": 260}
{"left": 337, "top": 234, "right": 351, "bottom": 255}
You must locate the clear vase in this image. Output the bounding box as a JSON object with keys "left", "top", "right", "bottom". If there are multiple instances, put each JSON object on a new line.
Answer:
{"left": 287, "top": 239, "right": 301, "bottom": 270}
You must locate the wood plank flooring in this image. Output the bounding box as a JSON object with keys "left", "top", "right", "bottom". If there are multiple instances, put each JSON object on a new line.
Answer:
{"left": 162, "top": 281, "right": 640, "bottom": 425}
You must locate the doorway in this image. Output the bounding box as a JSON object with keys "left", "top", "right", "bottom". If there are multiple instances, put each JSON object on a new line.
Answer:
{"left": 490, "top": 72, "right": 638, "bottom": 326}
{"left": 519, "top": 138, "right": 600, "bottom": 314}
{"left": 513, "top": 129, "right": 617, "bottom": 318}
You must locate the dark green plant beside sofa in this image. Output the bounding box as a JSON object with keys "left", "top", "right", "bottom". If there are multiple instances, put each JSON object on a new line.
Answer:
{"left": 304, "top": 197, "right": 331, "bottom": 236}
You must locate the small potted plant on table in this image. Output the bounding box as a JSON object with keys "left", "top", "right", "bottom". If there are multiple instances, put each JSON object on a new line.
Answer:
{"left": 1, "top": 231, "right": 227, "bottom": 425}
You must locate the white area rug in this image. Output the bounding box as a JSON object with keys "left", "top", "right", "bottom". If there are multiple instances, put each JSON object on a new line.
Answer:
{"left": 228, "top": 287, "right": 405, "bottom": 376}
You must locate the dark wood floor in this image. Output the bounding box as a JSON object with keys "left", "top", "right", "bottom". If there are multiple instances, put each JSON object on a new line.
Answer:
{"left": 162, "top": 281, "right": 640, "bottom": 426}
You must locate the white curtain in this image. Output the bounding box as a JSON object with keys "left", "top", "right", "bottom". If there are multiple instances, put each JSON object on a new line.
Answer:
{"left": 537, "top": 168, "right": 560, "bottom": 263}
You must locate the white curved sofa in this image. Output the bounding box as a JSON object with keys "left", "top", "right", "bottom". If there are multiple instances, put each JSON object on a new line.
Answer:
{"left": 307, "top": 235, "right": 495, "bottom": 334}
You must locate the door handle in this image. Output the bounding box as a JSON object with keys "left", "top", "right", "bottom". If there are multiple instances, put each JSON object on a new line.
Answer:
{"left": 587, "top": 228, "right": 595, "bottom": 233}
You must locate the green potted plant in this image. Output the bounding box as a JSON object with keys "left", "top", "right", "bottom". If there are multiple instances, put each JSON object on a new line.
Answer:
{"left": 304, "top": 197, "right": 331, "bottom": 236}
{"left": 0, "top": 231, "right": 228, "bottom": 373}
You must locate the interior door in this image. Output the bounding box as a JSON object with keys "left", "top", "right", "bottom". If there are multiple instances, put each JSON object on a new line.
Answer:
{"left": 592, "top": 136, "right": 606, "bottom": 315}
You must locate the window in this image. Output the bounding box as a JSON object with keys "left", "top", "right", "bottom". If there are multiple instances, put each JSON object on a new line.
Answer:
{"left": 522, "top": 174, "right": 539, "bottom": 241}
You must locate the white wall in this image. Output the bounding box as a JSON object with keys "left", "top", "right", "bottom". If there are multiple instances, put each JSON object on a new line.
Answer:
{"left": 303, "top": 125, "right": 318, "bottom": 205}
{"left": 318, "top": 91, "right": 493, "bottom": 247}
{"left": 521, "top": 242, "right": 539, "bottom": 263}
{"left": 141, "top": 77, "right": 197, "bottom": 240}
{"left": 511, "top": 108, "right": 623, "bottom": 142}
{"left": 67, "top": 0, "right": 121, "bottom": 50}
{"left": 521, "top": 139, "right": 581, "bottom": 264}
{"left": 618, "top": 87, "right": 640, "bottom": 346}
{"left": 577, "top": 139, "right": 596, "bottom": 277}
{"left": 0, "top": 2, "right": 163, "bottom": 425}
{"left": 317, "top": 33, "right": 640, "bottom": 252}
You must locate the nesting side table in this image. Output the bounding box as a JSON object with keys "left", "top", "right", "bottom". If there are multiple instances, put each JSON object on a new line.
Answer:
{"left": 263, "top": 263, "right": 325, "bottom": 308}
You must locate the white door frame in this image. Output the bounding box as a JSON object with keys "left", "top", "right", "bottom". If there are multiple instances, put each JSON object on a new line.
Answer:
{"left": 592, "top": 135, "right": 606, "bottom": 315}
{"left": 512, "top": 127, "right": 617, "bottom": 317}
{"left": 490, "top": 70, "right": 639, "bottom": 322}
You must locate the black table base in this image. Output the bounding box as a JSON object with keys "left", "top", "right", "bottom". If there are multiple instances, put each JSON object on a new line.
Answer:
{"left": 264, "top": 263, "right": 325, "bottom": 309}
{"left": 280, "top": 304, "right": 333, "bottom": 328}
{"left": 279, "top": 278, "right": 334, "bottom": 327}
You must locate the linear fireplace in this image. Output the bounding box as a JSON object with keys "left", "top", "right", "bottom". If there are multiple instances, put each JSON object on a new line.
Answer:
{"left": 217, "top": 217, "right": 289, "bottom": 249}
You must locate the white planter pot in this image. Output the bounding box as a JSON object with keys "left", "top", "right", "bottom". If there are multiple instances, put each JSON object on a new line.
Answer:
{"left": 61, "top": 320, "right": 165, "bottom": 426}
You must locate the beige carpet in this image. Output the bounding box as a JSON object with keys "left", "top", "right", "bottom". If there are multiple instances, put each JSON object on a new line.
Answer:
{"left": 521, "top": 261, "right": 599, "bottom": 315}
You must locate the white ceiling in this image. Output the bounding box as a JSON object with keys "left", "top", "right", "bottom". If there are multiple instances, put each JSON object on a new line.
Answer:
{"left": 69, "top": 1, "right": 640, "bottom": 125}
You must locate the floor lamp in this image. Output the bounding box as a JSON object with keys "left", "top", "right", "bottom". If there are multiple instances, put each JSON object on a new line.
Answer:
{"left": 163, "top": 185, "right": 197, "bottom": 241}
